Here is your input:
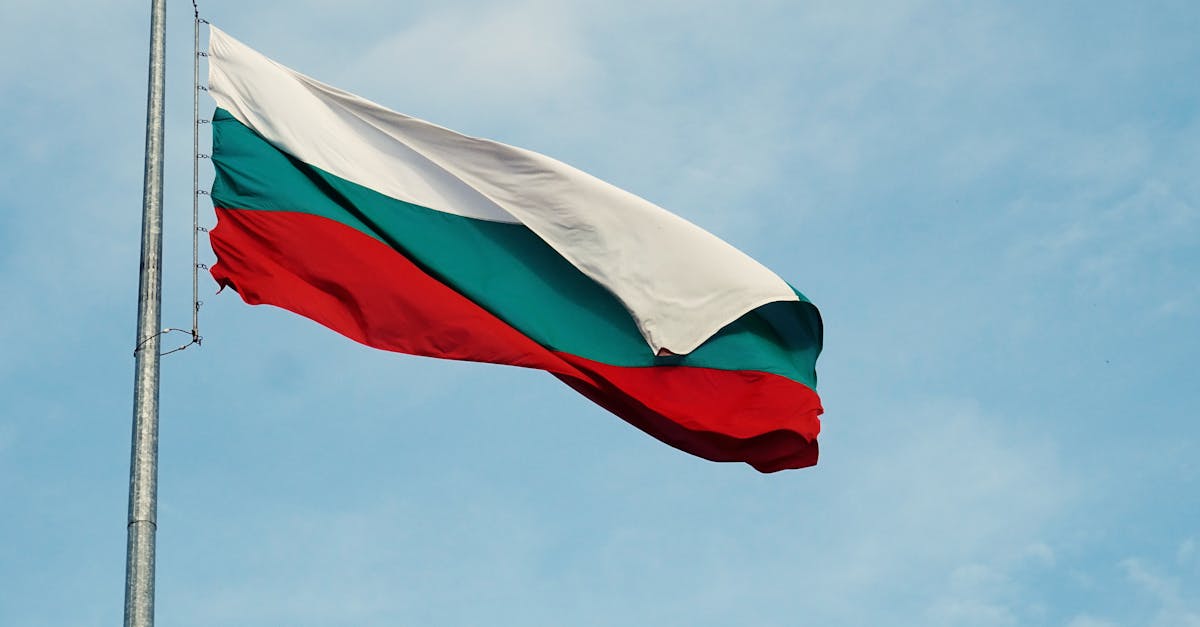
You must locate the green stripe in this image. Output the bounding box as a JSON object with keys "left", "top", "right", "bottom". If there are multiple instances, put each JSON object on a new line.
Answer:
{"left": 211, "top": 108, "right": 822, "bottom": 388}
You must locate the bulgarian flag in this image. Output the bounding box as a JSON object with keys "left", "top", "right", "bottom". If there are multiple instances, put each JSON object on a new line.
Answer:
{"left": 206, "top": 26, "right": 824, "bottom": 472}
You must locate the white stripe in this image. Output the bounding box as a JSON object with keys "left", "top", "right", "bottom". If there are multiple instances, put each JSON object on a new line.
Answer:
{"left": 208, "top": 26, "right": 799, "bottom": 355}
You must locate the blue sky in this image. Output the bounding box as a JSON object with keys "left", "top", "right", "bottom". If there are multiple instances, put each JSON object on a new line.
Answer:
{"left": 2, "top": 1, "right": 1198, "bottom": 625}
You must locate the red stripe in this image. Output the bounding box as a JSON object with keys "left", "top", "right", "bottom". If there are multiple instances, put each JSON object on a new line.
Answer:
{"left": 210, "top": 207, "right": 821, "bottom": 471}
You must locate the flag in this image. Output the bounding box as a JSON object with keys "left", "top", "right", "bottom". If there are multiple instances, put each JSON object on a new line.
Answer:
{"left": 206, "top": 26, "right": 824, "bottom": 472}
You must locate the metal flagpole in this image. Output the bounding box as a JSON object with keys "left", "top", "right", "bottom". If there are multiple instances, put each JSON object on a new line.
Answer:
{"left": 125, "top": 0, "right": 167, "bottom": 624}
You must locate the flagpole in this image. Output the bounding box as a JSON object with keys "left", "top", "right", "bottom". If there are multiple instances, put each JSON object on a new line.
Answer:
{"left": 125, "top": 0, "right": 167, "bottom": 624}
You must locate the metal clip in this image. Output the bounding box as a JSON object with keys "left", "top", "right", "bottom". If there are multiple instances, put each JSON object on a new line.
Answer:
{"left": 196, "top": 263, "right": 209, "bottom": 270}
{"left": 197, "top": 154, "right": 210, "bottom": 159}
{"left": 197, "top": 51, "right": 209, "bottom": 58}
{"left": 196, "top": 226, "right": 209, "bottom": 233}
{"left": 197, "top": 119, "right": 211, "bottom": 124}
{"left": 196, "top": 190, "right": 210, "bottom": 196}
{"left": 197, "top": 85, "right": 208, "bottom": 92}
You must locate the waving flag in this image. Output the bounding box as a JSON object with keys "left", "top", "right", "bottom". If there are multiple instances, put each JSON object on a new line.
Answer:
{"left": 206, "top": 26, "right": 824, "bottom": 471}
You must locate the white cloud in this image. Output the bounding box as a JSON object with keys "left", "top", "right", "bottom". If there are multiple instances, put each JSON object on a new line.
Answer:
{"left": 1124, "top": 558, "right": 1181, "bottom": 604}
{"left": 340, "top": 0, "right": 600, "bottom": 121}
{"left": 1023, "top": 542, "right": 1057, "bottom": 568}
{"left": 147, "top": 393, "right": 1076, "bottom": 627}
{"left": 1066, "top": 616, "right": 1121, "bottom": 627}
{"left": 1180, "top": 538, "right": 1197, "bottom": 566}
{"left": 927, "top": 596, "right": 1018, "bottom": 627}
{"left": 1009, "top": 178, "right": 1198, "bottom": 300}
{"left": 1121, "top": 558, "right": 1200, "bottom": 627}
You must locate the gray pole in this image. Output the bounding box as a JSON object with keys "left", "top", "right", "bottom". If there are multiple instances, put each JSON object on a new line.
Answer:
{"left": 191, "top": 10, "right": 201, "bottom": 342}
{"left": 124, "top": 0, "right": 166, "bottom": 625}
